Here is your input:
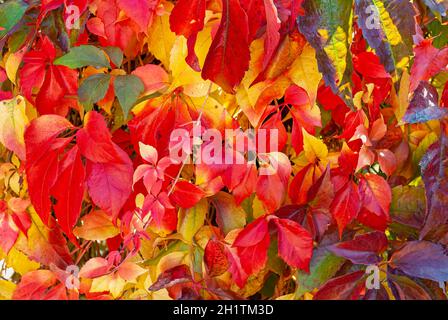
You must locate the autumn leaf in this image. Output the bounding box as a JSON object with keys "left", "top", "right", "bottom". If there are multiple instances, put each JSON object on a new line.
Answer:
{"left": 202, "top": 0, "right": 250, "bottom": 93}
{"left": 233, "top": 217, "right": 270, "bottom": 275}
{"left": 0, "top": 96, "right": 28, "bottom": 160}
{"left": 0, "top": 0, "right": 447, "bottom": 301}
{"left": 77, "top": 111, "right": 133, "bottom": 218}
{"left": 73, "top": 210, "right": 120, "bottom": 241}
{"left": 19, "top": 36, "right": 78, "bottom": 116}
{"left": 273, "top": 218, "right": 313, "bottom": 271}
{"left": 330, "top": 180, "right": 361, "bottom": 237}
{"left": 169, "top": 180, "right": 206, "bottom": 209}
{"left": 327, "top": 231, "right": 388, "bottom": 265}
{"left": 390, "top": 241, "right": 448, "bottom": 283}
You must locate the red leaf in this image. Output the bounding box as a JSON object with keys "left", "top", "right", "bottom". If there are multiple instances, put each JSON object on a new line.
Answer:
{"left": 87, "top": 0, "right": 140, "bottom": 58}
{"left": 169, "top": 180, "right": 205, "bottom": 209}
{"left": 289, "top": 164, "right": 320, "bottom": 205}
{"left": 78, "top": 112, "right": 133, "bottom": 218}
{"left": 226, "top": 246, "right": 249, "bottom": 288}
{"left": 202, "top": 0, "right": 250, "bottom": 93}
{"left": 85, "top": 158, "right": 132, "bottom": 219}
{"left": 260, "top": 112, "right": 288, "bottom": 152}
{"left": 9, "top": 199, "right": 32, "bottom": 237}
{"left": 262, "top": 0, "right": 281, "bottom": 68}
{"left": 131, "top": 64, "right": 169, "bottom": 94}
{"left": 0, "top": 209, "right": 19, "bottom": 254}
{"left": 79, "top": 257, "right": 111, "bottom": 279}
{"left": 273, "top": 218, "right": 313, "bottom": 271}
{"left": 12, "top": 270, "right": 64, "bottom": 300}
{"left": 313, "top": 270, "right": 366, "bottom": 300}
{"left": 24, "top": 115, "right": 74, "bottom": 224}
{"left": 233, "top": 217, "right": 270, "bottom": 274}
{"left": 330, "top": 179, "right": 361, "bottom": 237}
{"left": 35, "top": 64, "right": 78, "bottom": 116}
{"left": 117, "top": 0, "right": 159, "bottom": 33}
{"left": 50, "top": 146, "right": 85, "bottom": 246}
{"left": 256, "top": 152, "right": 291, "bottom": 212}
{"left": 327, "top": 231, "right": 388, "bottom": 265}
{"left": 376, "top": 149, "right": 397, "bottom": 177}
{"left": 357, "top": 173, "right": 391, "bottom": 231}
{"left": 169, "top": 0, "right": 205, "bottom": 38}
{"left": 76, "top": 111, "right": 122, "bottom": 163}
{"left": 410, "top": 39, "right": 448, "bottom": 92}
{"left": 19, "top": 37, "right": 78, "bottom": 116}
{"left": 353, "top": 52, "right": 390, "bottom": 79}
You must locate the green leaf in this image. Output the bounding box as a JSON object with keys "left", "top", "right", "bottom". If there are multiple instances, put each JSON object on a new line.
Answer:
{"left": 78, "top": 74, "right": 111, "bottom": 111}
{"left": 427, "top": 20, "right": 448, "bottom": 49}
{"left": 177, "top": 199, "right": 208, "bottom": 243}
{"left": 294, "top": 247, "right": 345, "bottom": 298}
{"left": 113, "top": 74, "right": 144, "bottom": 118}
{"left": 102, "top": 46, "right": 123, "bottom": 67}
{"left": 0, "top": 0, "right": 28, "bottom": 38}
{"left": 54, "top": 45, "right": 111, "bottom": 69}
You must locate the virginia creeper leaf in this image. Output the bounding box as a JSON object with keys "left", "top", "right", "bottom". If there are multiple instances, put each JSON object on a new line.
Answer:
{"left": 390, "top": 241, "right": 448, "bottom": 282}
{"left": 273, "top": 218, "right": 313, "bottom": 271}
{"left": 114, "top": 74, "right": 144, "bottom": 118}
{"left": 0, "top": 0, "right": 28, "bottom": 38}
{"left": 327, "top": 231, "right": 388, "bottom": 265}
{"left": 202, "top": 0, "right": 250, "bottom": 93}
{"left": 78, "top": 73, "right": 111, "bottom": 111}
{"left": 233, "top": 217, "right": 270, "bottom": 275}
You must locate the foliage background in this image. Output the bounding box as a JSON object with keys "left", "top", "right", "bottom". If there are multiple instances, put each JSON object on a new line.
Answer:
{"left": 0, "top": 0, "right": 447, "bottom": 300}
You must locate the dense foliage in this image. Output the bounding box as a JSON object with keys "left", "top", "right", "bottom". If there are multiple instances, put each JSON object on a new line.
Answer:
{"left": 0, "top": 0, "right": 447, "bottom": 300}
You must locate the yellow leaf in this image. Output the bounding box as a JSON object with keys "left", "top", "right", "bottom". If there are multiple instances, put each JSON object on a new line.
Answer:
{"left": 0, "top": 96, "right": 29, "bottom": 160}
{"left": 302, "top": 128, "right": 328, "bottom": 164}
{"left": 6, "top": 247, "right": 40, "bottom": 275}
{"left": 392, "top": 69, "right": 410, "bottom": 125}
{"left": 73, "top": 210, "right": 119, "bottom": 241}
{"left": 5, "top": 49, "right": 25, "bottom": 84}
{"left": 276, "top": 293, "right": 295, "bottom": 300}
{"left": 156, "top": 251, "right": 188, "bottom": 277}
{"left": 0, "top": 279, "right": 16, "bottom": 300}
{"left": 91, "top": 273, "right": 126, "bottom": 299}
{"left": 288, "top": 44, "right": 322, "bottom": 106}
{"left": 146, "top": 10, "right": 176, "bottom": 69}
{"left": 236, "top": 39, "right": 272, "bottom": 127}
{"left": 168, "top": 16, "right": 214, "bottom": 96}
{"left": 251, "top": 195, "right": 266, "bottom": 219}
{"left": 177, "top": 199, "right": 208, "bottom": 243}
